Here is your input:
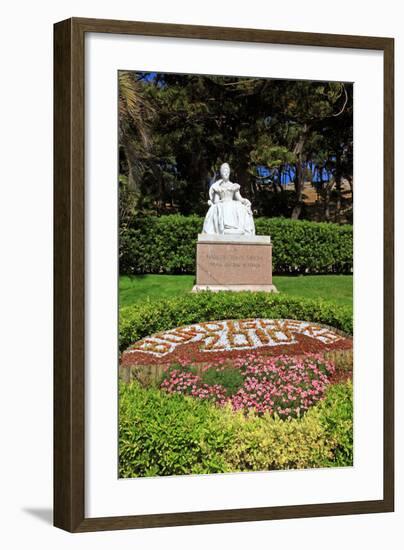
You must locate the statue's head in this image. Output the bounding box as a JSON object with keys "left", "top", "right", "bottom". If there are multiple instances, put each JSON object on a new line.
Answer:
{"left": 220, "top": 163, "right": 230, "bottom": 179}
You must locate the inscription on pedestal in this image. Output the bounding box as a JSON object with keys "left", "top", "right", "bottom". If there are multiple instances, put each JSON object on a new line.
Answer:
{"left": 196, "top": 242, "right": 272, "bottom": 286}
{"left": 206, "top": 252, "right": 262, "bottom": 269}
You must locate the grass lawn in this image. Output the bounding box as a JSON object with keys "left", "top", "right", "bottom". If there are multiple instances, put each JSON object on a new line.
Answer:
{"left": 119, "top": 274, "right": 353, "bottom": 309}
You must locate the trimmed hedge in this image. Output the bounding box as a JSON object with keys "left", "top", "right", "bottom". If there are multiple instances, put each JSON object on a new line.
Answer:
{"left": 119, "top": 292, "right": 353, "bottom": 352}
{"left": 119, "top": 215, "right": 353, "bottom": 275}
{"left": 119, "top": 380, "right": 353, "bottom": 477}
{"left": 119, "top": 380, "right": 234, "bottom": 477}
{"left": 223, "top": 380, "right": 353, "bottom": 472}
{"left": 315, "top": 381, "right": 354, "bottom": 466}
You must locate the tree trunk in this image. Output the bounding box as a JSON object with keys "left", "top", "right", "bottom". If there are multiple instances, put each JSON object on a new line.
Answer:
{"left": 347, "top": 175, "right": 353, "bottom": 200}
{"left": 291, "top": 160, "right": 304, "bottom": 219}
{"left": 123, "top": 138, "right": 141, "bottom": 197}
{"left": 290, "top": 126, "right": 307, "bottom": 220}
{"left": 323, "top": 179, "right": 334, "bottom": 222}
{"left": 291, "top": 158, "right": 304, "bottom": 220}
{"left": 237, "top": 161, "right": 253, "bottom": 201}
{"left": 318, "top": 166, "right": 324, "bottom": 201}
{"left": 335, "top": 152, "right": 342, "bottom": 223}
{"left": 273, "top": 167, "right": 283, "bottom": 193}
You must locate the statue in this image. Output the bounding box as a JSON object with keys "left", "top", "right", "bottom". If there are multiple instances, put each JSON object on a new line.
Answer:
{"left": 202, "top": 163, "right": 255, "bottom": 235}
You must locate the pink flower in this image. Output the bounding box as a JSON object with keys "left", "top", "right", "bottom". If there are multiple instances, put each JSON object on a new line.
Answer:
{"left": 160, "top": 354, "right": 335, "bottom": 419}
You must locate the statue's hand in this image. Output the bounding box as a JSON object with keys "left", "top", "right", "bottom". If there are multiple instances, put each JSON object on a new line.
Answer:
{"left": 207, "top": 200, "right": 213, "bottom": 206}
{"left": 242, "top": 198, "right": 251, "bottom": 206}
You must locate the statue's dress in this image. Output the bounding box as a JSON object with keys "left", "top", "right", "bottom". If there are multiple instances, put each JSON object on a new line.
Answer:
{"left": 202, "top": 181, "right": 255, "bottom": 235}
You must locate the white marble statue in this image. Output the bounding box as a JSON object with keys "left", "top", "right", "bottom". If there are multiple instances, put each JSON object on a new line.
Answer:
{"left": 202, "top": 163, "right": 255, "bottom": 235}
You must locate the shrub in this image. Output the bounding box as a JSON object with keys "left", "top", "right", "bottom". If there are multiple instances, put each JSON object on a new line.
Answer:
{"left": 223, "top": 407, "right": 335, "bottom": 471}
{"left": 201, "top": 365, "right": 244, "bottom": 397}
{"left": 119, "top": 380, "right": 353, "bottom": 476}
{"left": 119, "top": 380, "right": 234, "bottom": 477}
{"left": 119, "top": 214, "right": 201, "bottom": 275}
{"left": 316, "top": 380, "right": 353, "bottom": 466}
{"left": 256, "top": 217, "right": 353, "bottom": 274}
{"left": 119, "top": 291, "right": 353, "bottom": 352}
{"left": 119, "top": 214, "right": 353, "bottom": 275}
{"left": 223, "top": 382, "right": 353, "bottom": 471}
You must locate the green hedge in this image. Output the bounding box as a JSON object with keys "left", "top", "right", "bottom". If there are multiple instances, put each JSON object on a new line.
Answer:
{"left": 119, "top": 380, "right": 234, "bottom": 477}
{"left": 315, "top": 381, "right": 354, "bottom": 466}
{"left": 119, "top": 292, "right": 353, "bottom": 352}
{"left": 119, "top": 380, "right": 353, "bottom": 477}
{"left": 119, "top": 215, "right": 353, "bottom": 275}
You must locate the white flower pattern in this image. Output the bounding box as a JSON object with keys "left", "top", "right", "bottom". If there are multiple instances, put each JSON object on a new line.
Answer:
{"left": 126, "top": 319, "right": 344, "bottom": 357}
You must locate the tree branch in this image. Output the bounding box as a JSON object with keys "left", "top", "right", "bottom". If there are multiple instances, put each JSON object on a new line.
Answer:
{"left": 332, "top": 85, "right": 349, "bottom": 117}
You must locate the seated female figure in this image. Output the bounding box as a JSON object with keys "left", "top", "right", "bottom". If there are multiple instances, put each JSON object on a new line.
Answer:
{"left": 202, "top": 162, "right": 255, "bottom": 236}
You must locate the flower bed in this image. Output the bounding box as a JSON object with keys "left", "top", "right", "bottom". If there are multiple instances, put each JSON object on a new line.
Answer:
{"left": 119, "top": 293, "right": 353, "bottom": 353}
{"left": 121, "top": 318, "right": 352, "bottom": 367}
{"left": 160, "top": 354, "right": 336, "bottom": 418}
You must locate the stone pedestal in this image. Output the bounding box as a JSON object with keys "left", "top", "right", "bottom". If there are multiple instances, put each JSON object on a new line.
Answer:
{"left": 192, "top": 234, "right": 277, "bottom": 292}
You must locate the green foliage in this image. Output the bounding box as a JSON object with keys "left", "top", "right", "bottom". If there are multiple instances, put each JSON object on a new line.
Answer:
{"left": 119, "top": 73, "right": 353, "bottom": 220}
{"left": 256, "top": 190, "right": 301, "bottom": 218}
{"left": 119, "top": 291, "right": 353, "bottom": 352}
{"left": 224, "top": 382, "right": 353, "bottom": 471}
{"left": 256, "top": 217, "right": 353, "bottom": 274}
{"left": 119, "top": 381, "right": 353, "bottom": 477}
{"left": 119, "top": 381, "right": 234, "bottom": 477}
{"left": 119, "top": 214, "right": 201, "bottom": 274}
{"left": 201, "top": 366, "right": 245, "bottom": 397}
{"left": 119, "top": 215, "right": 353, "bottom": 275}
{"left": 223, "top": 407, "right": 334, "bottom": 471}
{"left": 316, "top": 380, "right": 354, "bottom": 466}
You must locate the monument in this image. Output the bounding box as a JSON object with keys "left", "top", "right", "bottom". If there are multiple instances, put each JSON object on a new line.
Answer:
{"left": 192, "top": 163, "right": 277, "bottom": 292}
